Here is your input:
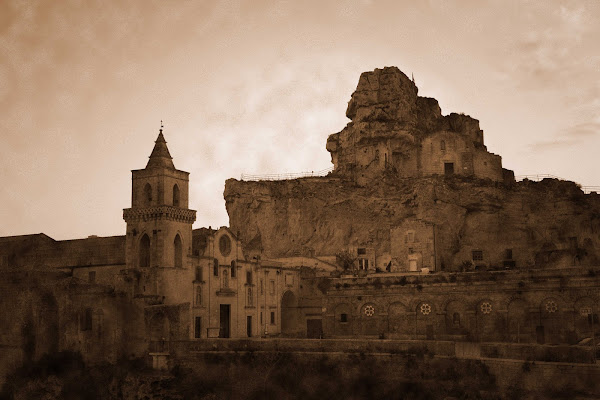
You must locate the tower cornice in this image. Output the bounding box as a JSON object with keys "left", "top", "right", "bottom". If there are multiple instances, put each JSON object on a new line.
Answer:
{"left": 123, "top": 205, "right": 196, "bottom": 224}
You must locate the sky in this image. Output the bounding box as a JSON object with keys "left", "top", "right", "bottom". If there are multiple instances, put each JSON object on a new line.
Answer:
{"left": 1, "top": 0, "right": 599, "bottom": 240}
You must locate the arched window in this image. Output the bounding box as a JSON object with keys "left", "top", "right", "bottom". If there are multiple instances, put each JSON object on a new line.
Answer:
{"left": 144, "top": 183, "right": 152, "bottom": 206}
{"left": 173, "top": 184, "right": 180, "bottom": 207}
{"left": 139, "top": 234, "right": 150, "bottom": 268}
{"left": 440, "top": 140, "right": 446, "bottom": 151}
{"left": 174, "top": 234, "right": 182, "bottom": 268}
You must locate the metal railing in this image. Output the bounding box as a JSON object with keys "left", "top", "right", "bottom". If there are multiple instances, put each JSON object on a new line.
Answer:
{"left": 240, "top": 166, "right": 334, "bottom": 182}
{"left": 515, "top": 175, "right": 599, "bottom": 194}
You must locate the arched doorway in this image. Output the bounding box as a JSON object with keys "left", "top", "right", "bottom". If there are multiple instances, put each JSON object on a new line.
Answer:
{"left": 281, "top": 291, "right": 298, "bottom": 335}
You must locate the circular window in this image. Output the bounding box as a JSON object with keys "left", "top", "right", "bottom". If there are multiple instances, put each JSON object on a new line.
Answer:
{"left": 219, "top": 235, "right": 231, "bottom": 256}
{"left": 420, "top": 303, "right": 432, "bottom": 315}
{"left": 364, "top": 305, "right": 375, "bottom": 317}
{"left": 480, "top": 302, "right": 492, "bottom": 314}
{"left": 545, "top": 300, "right": 558, "bottom": 313}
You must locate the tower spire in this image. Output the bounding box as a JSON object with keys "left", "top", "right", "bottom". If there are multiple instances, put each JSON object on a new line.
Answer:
{"left": 146, "top": 123, "right": 175, "bottom": 169}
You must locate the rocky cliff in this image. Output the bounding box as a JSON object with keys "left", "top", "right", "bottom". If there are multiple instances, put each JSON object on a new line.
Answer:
{"left": 224, "top": 67, "right": 600, "bottom": 271}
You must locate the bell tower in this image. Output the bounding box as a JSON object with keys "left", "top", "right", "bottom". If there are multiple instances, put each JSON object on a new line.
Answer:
{"left": 123, "top": 126, "right": 196, "bottom": 275}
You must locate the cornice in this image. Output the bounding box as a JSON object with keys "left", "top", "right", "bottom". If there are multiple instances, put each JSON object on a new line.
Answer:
{"left": 123, "top": 206, "right": 196, "bottom": 224}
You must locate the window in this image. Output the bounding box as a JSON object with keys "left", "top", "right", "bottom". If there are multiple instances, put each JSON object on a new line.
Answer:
{"left": 195, "top": 266, "right": 203, "bottom": 282}
{"left": 408, "top": 248, "right": 414, "bottom": 254}
{"left": 285, "top": 273, "right": 294, "bottom": 286}
{"left": 505, "top": 249, "right": 513, "bottom": 260}
{"left": 81, "top": 308, "right": 93, "bottom": 331}
{"left": 213, "top": 259, "right": 218, "bottom": 276}
{"left": 407, "top": 232, "right": 414, "bottom": 243}
{"left": 472, "top": 250, "right": 483, "bottom": 261}
{"left": 144, "top": 183, "right": 152, "bottom": 206}
{"left": 194, "top": 317, "right": 201, "bottom": 339}
{"left": 139, "top": 234, "right": 151, "bottom": 268}
{"left": 358, "top": 259, "right": 369, "bottom": 270}
{"left": 247, "top": 287, "right": 253, "bottom": 306}
{"left": 231, "top": 261, "right": 236, "bottom": 278}
{"left": 173, "top": 184, "right": 180, "bottom": 207}
{"left": 219, "top": 235, "right": 232, "bottom": 256}
{"left": 340, "top": 313, "right": 348, "bottom": 323}
{"left": 270, "top": 311, "right": 275, "bottom": 325}
{"left": 246, "top": 271, "right": 253, "bottom": 285}
{"left": 260, "top": 312, "right": 263, "bottom": 324}
{"left": 444, "top": 162, "right": 454, "bottom": 175}
{"left": 222, "top": 269, "right": 229, "bottom": 288}
{"left": 440, "top": 140, "right": 446, "bottom": 151}
{"left": 357, "top": 247, "right": 366, "bottom": 255}
{"left": 88, "top": 271, "right": 96, "bottom": 283}
{"left": 174, "top": 234, "right": 182, "bottom": 268}
{"left": 195, "top": 286, "right": 202, "bottom": 306}
{"left": 269, "top": 280, "right": 275, "bottom": 295}
{"left": 260, "top": 279, "right": 264, "bottom": 295}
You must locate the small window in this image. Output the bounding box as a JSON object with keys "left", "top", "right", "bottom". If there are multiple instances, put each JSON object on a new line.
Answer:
{"left": 194, "top": 317, "right": 201, "bottom": 339}
{"left": 195, "top": 286, "right": 202, "bottom": 306}
{"left": 231, "top": 261, "right": 236, "bottom": 278}
{"left": 407, "top": 232, "right": 414, "bottom": 243}
{"left": 444, "top": 162, "right": 454, "bottom": 175}
{"left": 81, "top": 308, "right": 93, "bottom": 331}
{"left": 505, "top": 249, "right": 513, "bottom": 260}
{"left": 246, "top": 271, "right": 253, "bottom": 285}
{"left": 260, "top": 312, "right": 263, "bottom": 324}
{"left": 440, "top": 140, "right": 446, "bottom": 151}
{"left": 269, "top": 280, "right": 275, "bottom": 295}
{"left": 213, "top": 259, "right": 218, "bottom": 276}
{"left": 340, "top": 313, "right": 348, "bottom": 323}
{"left": 144, "top": 183, "right": 152, "bottom": 206}
{"left": 358, "top": 259, "right": 368, "bottom": 270}
{"left": 270, "top": 311, "right": 275, "bottom": 325}
{"left": 260, "top": 279, "right": 264, "bottom": 295}
{"left": 357, "top": 248, "right": 366, "bottom": 255}
{"left": 247, "top": 287, "right": 253, "bottom": 306}
{"left": 408, "top": 248, "right": 414, "bottom": 254}
{"left": 472, "top": 250, "right": 483, "bottom": 261}
{"left": 453, "top": 312, "right": 460, "bottom": 326}
{"left": 88, "top": 271, "right": 96, "bottom": 283}
{"left": 285, "top": 273, "right": 294, "bottom": 286}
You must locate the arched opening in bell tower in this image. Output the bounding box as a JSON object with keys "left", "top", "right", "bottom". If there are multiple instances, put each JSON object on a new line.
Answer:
{"left": 174, "top": 234, "right": 183, "bottom": 268}
{"left": 139, "top": 234, "right": 151, "bottom": 268}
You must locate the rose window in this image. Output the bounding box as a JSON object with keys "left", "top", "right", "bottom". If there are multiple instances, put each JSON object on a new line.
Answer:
{"left": 480, "top": 302, "right": 492, "bottom": 314}
{"left": 364, "top": 305, "right": 375, "bottom": 317}
{"left": 545, "top": 300, "right": 558, "bottom": 313}
{"left": 420, "top": 303, "right": 431, "bottom": 315}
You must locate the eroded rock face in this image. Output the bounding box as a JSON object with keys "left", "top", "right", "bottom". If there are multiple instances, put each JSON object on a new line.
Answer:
{"left": 224, "top": 67, "right": 600, "bottom": 272}
{"left": 327, "top": 66, "right": 503, "bottom": 184}
{"left": 225, "top": 175, "right": 600, "bottom": 271}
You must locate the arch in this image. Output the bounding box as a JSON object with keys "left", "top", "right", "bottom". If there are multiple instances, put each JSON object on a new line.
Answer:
{"left": 573, "top": 296, "right": 597, "bottom": 341}
{"left": 440, "top": 140, "right": 446, "bottom": 151}
{"left": 281, "top": 290, "right": 298, "bottom": 334}
{"left": 388, "top": 302, "right": 407, "bottom": 335}
{"left": 148, "top": 311, "right": 170, "bottom": 351}
{"left": 540, "top": 297, "right": 563, "bottom": 344}
{"left": 475, "top": 299, "right": 496, "bottom": 341}
{"left": 444, "top": 300, "right": 467, "bottom": 335}
{"left": 139, "top": 234, "right": 151, "bottom": 268}
{"left": 172, "top": 184, "right": 180, "bottom": 207}
{"left": 174, "top": 234, "right": 183, "bottom": 268}
{"left": 507, "top": 298, "right": 530, "bottom": 342}
{"left": 144, "top": 183, "right": 152, "bottom": 206}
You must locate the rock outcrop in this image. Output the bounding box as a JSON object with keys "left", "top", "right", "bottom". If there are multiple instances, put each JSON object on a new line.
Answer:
{"left": 224, "top": 67, "right": 600, "bottom": 272}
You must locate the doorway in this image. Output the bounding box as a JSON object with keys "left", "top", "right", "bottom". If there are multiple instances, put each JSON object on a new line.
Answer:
{"left": 247, "top": 316, "right": 252, "bottom": 337}
{"left": 219, "top": 304, "right": 230, "bottom": 338}
{"left": 444, "top": 162, "right": 454, "bottom": 176}
{"left": 307, "top": 319, "right": 323, "bottom": 339}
